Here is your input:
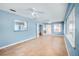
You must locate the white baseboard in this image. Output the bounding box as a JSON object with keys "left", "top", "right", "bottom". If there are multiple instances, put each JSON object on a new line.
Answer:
{"left": 64, "top": 37, "right": 70, "bottom": 56}
{"left": 0, "top": 36, "right": 36, "bottom": 49}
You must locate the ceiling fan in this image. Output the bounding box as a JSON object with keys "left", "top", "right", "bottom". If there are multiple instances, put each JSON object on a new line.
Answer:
{"left": 26, "top": 8, "right": 44, "bottom": 14}
{"left": 26, "top": 8, "right": 44, "bottom": 19}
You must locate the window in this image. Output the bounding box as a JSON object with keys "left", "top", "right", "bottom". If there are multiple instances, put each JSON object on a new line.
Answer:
{"left": 54, "top": 24, "right": 62, "bottom": 32}
{"left": 66, "top": 7, "right": 75, "bottom": 48}
{"left": 14, "top": 20, "right": 27, "bottom": 31}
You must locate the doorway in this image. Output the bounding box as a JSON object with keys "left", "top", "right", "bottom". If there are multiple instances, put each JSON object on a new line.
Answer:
{"left": 36, "top": 24, "right": 52, "bottom": 38}
{"left": 45, "top": 24, "right": 52, "bottom": 35}
{"left": 36, "top": 24, "right": 43, "bottom": 37}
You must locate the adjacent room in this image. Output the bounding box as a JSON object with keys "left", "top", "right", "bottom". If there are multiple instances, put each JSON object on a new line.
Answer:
{"left": 0, "top": 3, "right": 79, "bottom": 56}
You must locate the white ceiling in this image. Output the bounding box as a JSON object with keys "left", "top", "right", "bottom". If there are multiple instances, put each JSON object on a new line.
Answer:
{"left": 0, "top": 3, "right": 68, "bottom": 23}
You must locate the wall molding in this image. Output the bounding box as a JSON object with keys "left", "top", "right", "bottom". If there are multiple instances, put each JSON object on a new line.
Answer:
{"left": 0, "top": 36, "right": 36, "bottom": 49}
{"left": 64, "top": 20, "right": 70, "bottom": 56}
{"left": 64, "top": 37, "right": 70, "bottom": 56}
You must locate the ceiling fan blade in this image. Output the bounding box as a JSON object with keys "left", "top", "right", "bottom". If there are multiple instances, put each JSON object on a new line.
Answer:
{"left": 25, "top": 8, "right": 34, "bottom": 12}
{"left": 26, "top": 8, "right": 44, "bottom": 14}
{"left": 37, "top": 11, "right": 44, "bottom": 14}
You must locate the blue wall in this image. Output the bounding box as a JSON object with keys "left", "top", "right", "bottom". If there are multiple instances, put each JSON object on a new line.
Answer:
{"left": 0, "top": 10, "right": 37, "bottom": 47}
{"left": 64, "top": 3, "right": 79, "bottom": 56}
{"left": 51, "top": 22, "right": 64, "bottom": 35}
{"left": 75, "top": 4, "right": 79, "bottom": 55}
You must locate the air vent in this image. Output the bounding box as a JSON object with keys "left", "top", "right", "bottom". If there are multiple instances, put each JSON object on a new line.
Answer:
{"left": 9, "top": 9, "right": 16, "bottom": 12}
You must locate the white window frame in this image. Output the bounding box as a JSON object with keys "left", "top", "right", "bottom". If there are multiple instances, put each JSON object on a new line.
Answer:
{"left": 66, "top": 7, "right": 75, "bottom": 48}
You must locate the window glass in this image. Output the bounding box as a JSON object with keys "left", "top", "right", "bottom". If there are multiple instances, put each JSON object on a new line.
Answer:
{"left": 54, "top": 24, "right": 62, "bottom": 32}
